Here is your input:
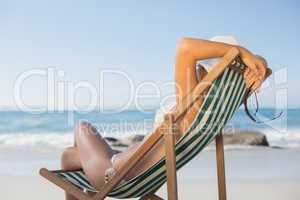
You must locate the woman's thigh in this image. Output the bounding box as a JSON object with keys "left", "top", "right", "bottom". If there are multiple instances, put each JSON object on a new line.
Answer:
{"left": 75, "top": 121, "right": 114, "bottom": 189}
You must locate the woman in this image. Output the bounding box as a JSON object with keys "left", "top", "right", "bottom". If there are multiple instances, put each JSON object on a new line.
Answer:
{"left": 61, "top": 36, "right": 267, "bottom": 200}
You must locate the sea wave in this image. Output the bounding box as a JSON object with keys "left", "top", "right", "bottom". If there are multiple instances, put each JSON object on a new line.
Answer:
{"left": 0, "top": 132, "right": 74, "bottom": 148}
{"left": 0, "top": 128, "right": 300, "bottom": 149}
{"left": 262, "top": 128, "right": 300, "bottom": 148}
{"left": 0, "top": 129, "right": 147, "bottom": 149}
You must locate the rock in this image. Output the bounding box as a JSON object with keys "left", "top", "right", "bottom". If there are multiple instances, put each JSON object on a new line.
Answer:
{"left": 104, "top": 137, "right": 118, "bottom": 143}
{"left": 222, "top": 131, "right": 269, "bottom": 146}
{"left": 113, "top": 135, "right": 145, "bottom": 147}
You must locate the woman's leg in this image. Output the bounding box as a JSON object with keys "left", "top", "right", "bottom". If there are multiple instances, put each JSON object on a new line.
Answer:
{"left": 74, "top": 121, "right": 115, "bottom": 189}
{"left": 60, "top": 147, "right": 81, "bottom": 200}
{"left": 60, "top": 121, "right": 115, "bottom": 199}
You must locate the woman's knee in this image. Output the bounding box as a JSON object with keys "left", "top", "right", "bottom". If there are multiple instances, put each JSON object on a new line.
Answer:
{"left": 75, "top": 121, "right": 102, "bottom": 140}
{"left": 75, "top": 121, "right": 91, "bottom": 139}
{"left": 76, "top": 121, "right": 91, "bottom": 132}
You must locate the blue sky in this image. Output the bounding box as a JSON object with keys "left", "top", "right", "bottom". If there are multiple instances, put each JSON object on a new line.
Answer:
{"left": 0, "top": 0, "right": 299, "bottom": 110}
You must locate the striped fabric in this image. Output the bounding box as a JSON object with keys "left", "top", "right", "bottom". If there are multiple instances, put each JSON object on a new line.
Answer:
{"left": 55, "top": 59, "right": 247, "bottom": 199}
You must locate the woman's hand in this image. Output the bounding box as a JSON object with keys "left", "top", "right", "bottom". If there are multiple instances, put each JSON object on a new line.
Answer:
{"left": 239, "top": 47, "right": 267, "bottom": 91}
{"left": 244, "top": 67, "right": 260, "bottom": 91}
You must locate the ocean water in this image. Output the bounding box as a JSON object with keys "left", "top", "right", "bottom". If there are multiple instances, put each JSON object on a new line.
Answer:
{"left": 0, "top": 108, "right": 299, "bottom": 149}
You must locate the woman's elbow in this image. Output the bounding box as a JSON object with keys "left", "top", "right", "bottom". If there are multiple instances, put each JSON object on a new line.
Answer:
{"left": 176, "top": 37, "right": 193, "bottom": 55}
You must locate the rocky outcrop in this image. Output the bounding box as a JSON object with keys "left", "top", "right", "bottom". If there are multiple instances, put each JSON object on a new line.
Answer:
{"left": 222, "top": 131, "right": 269, "bottom": 146}
{"left": 114, "top": 135, "right": 145, "bottom": 147}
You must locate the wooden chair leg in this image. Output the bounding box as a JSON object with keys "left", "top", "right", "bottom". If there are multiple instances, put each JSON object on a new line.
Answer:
{"left": 215, "top": 133, "right": 227, "bottom": 200}
{"left": 139, "top": 193, "right": 164, "bottom": 200}
{"left": 163, "top": 114, "right": 178, "bottom": 200}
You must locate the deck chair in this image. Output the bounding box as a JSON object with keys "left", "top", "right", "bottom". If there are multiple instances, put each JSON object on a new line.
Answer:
{"left": 40, "top": 47, "right": 272, "bottom": 200}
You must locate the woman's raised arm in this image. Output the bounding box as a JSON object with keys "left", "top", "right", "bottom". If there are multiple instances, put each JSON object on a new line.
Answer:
{"left": 175, "top": 37, "right": 267, "bottom": 102}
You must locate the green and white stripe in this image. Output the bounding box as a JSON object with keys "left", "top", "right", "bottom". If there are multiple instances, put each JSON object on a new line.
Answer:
{"left": 55, "top": 66, "right": 247, "bottom": 199}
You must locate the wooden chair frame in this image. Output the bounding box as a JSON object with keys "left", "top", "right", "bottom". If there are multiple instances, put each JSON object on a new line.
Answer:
{"left": 40, "top": 47, "right": 270, "bottom": 200}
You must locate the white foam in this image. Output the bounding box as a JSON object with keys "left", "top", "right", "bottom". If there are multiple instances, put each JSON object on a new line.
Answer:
{"left": 0, "top": 130, "right": 147, "bottom": 149}
{"left": 0, "top": 132, "right": 74, "bottom": 148}
{"left": 0, "top": 128, "right": 300, "bottom": 149}
{"left": 261, "top": 128, "right": 300, "bottom": 148}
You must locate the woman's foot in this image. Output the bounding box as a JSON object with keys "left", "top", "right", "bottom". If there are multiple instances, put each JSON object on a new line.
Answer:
{"left": 104, "top": 167, "right": 116, "bottom": 183}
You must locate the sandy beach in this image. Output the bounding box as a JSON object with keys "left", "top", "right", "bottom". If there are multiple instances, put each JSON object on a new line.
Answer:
{"left": 1, "top": 147, "right": 299, "bottom": 200}
{"left": 2, "top": 175, "right": 299, "bottom": 200}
